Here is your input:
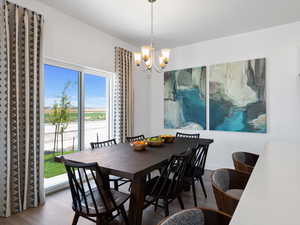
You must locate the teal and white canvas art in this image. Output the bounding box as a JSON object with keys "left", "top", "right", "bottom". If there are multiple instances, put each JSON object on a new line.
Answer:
{"left": 209, "top": 58, "right": 266, "bottom": 133}
{"left": 164, "top": 67, "right": 206, "bottom": 130}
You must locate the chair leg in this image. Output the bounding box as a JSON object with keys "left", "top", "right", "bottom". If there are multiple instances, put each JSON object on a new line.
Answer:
{"left": 177, "top": 196, "right": 184, "bottom": 210}
{"left": 191, "top": 179, "right": 197, "bottom": 207}
{"left": 72, "top": 212, "right": 80, "bottom": 225}
{"left": 119, "top": 205, "right": 129, "bottom": 225}
{"left": 96, "top": 217, "right": 102, "bottom": 225}
{"left": 154, "top": 199, "right": 159, "bottom": 212}
{"left": 199, "top": 176, "right": 207, "bottom": 198}
{"left": 114, "top": 180, "right": 119, "bottom": 191}
{"left": 164, "top": 199, "right": 169, "bottom": 217}
{"left": 96, "top": 215, "right": 109, "bottom": 225}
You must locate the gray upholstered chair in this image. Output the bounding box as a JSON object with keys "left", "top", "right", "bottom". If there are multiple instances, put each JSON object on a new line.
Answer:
{"left": 157, "top": 208, "right": 231, "bottom": 225}
{"left": 212, "top": 168, "right": 250, "bottom": 216}
{"left": 232, "top": 152, "right": 259, "bottom": 174}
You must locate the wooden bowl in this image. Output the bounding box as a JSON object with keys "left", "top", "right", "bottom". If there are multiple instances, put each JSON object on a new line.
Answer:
{"left": 161, "top": 136, "right": 175, "bottom": 143}
{"left": 147, "top": 140, "right": 163, "bottom": 147}
{"left": 131, "top": 143, "right": 146, "bottom": 151}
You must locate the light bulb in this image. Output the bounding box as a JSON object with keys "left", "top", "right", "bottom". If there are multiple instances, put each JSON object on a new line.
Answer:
{"left": 141, "top": 46, "right": 151, "bottom": 62}
{"left": 161, "top": 48, "right": 170, "bottom": 64}
{"left": 159, "top": 56, "right": 166, "bottom": 69}
{"left": 133, "top": 52, "right": 142, "bottom": 66}
{"left": 145, "top": 58, "right": 152, "bottom": 70}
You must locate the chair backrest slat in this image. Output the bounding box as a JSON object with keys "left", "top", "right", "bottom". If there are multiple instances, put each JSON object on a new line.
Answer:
{"left": 90, "top": 138, "right": 117, "bottom": 150}
{"left": 151, "top": 149, "right": 193, "bottom": 199}
{"left": 77, "top": 168, "right": 89, "bottom": 213}
{"left": 176, "top": 132, "right": 200, "bottom": 139}
{"left": 63, "top": 159, "right": 118, "bottom": 216}
{"left": 188, "top": 145, "right": 209, "bottom": 178}
{"left": 83, "top": 167, "right": 99, "bottom": 215}
{"left": 126, "top": 135, "right": 145, "bottom": 143}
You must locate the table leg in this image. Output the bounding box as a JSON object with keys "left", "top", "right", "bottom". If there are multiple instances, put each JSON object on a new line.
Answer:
{"left": 128, "top": 176, "right": 146, "bottom": 225}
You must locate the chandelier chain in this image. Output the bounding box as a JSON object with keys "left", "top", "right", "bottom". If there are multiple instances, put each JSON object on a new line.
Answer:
{"left": 150, "top": 1, "right": 154, "bottom": 47}
{"left": 133, "top": 0, "right": 170, "bottom": 73}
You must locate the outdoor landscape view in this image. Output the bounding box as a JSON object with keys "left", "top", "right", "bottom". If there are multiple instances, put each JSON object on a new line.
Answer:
{"left": 44, "top": 64, "right": 108, "bottom": 178}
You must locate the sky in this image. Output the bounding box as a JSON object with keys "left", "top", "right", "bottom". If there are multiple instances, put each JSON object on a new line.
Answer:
{"left": 44, "top": 64, "right": 107, "bottom": 108}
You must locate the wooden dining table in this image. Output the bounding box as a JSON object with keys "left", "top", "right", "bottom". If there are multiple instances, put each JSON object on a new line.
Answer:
{"left": 62, "top": 137, "right": 214, "bottom": 225}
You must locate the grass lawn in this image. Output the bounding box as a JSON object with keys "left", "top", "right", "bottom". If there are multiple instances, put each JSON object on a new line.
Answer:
{"left": 44, "top": 151, "right": 76, "bottom": 178}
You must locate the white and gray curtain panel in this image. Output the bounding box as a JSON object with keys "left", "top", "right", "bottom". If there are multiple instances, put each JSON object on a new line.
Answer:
{"left": 0, "top": 0, "right": 44, "bottom": 217}
{"left": 113, "top": 47, "right": 134, "bottom": 143}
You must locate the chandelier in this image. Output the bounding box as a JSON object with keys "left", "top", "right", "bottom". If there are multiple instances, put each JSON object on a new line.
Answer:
{"left": 134, "top": 0, "right": 170, "bottom": 72}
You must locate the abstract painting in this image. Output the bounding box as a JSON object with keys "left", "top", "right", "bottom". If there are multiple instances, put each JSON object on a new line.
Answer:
{"left": 209, "top": 58, "right": 266, "bottom": 133}
{"left": 164, "top": 67, "right": 206, "bottom": 130}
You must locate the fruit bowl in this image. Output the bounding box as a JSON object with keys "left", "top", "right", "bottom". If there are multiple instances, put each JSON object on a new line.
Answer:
{"left": 160, "top": 135, "right": 175, "bottom": 143}
{"left": 146, "top": 137, "right": 163, "bottom": 147}
{"left": 130, "top": 141, "right": 147, "bottom": 151}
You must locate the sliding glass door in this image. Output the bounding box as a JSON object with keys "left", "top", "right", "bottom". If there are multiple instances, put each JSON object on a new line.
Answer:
{"left": 44, "top": 63, "right": 111, "bottom": 180}
{"left": 44, "top": 64, "right": 80, "bottom": 179}
{"left": 84, "top": 74, "right": 109, "bottom": 149}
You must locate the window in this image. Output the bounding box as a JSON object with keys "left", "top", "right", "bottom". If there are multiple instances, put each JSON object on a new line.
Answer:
{"left": 84, "top": 74, "right": 109, "bottom": 149}
{"left": 43, "top": 61, "right": 112, "bottom": 184}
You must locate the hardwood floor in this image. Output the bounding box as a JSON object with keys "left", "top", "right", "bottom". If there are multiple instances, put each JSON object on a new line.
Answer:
{"left": 0, "top": 170, "right": 217, "bottom": 225}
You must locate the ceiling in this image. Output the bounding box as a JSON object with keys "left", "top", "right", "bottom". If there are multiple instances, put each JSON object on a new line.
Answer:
{"left": 37, "top": 0, "right": 300, "bottom": 48}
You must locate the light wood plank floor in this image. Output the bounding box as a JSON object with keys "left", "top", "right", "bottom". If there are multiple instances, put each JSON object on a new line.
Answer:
{"left": 0, "top": 170, "right": 217, "bottom": 225}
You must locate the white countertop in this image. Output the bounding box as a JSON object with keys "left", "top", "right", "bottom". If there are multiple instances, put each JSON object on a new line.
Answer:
{"left": 229, "top": 142, "right": 300, "bottom": 225}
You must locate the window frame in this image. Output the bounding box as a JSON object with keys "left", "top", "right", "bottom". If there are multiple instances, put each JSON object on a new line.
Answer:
{"left": 44, "top": 57, "right": 114, "bottom": 152}
{"left": 43, "top": 58, "right": 115, "bottom": 193}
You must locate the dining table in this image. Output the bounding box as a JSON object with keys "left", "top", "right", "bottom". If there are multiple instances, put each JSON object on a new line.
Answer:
{"left": 61, "top": 137, "right": 214, "bottom": 225}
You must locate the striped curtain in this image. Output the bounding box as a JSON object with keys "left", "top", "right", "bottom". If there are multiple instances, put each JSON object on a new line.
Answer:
{"left": 113, "top": 47, "right": 134, "bottom": 143}
{"left": 0, "top": 0, "right": 44, "bottom": 217}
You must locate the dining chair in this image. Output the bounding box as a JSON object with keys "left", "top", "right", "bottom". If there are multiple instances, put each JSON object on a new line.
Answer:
{"left": 63, "top": 159, "right": 130, "bottom": 225}
{"left": 90, "top": 139, "right": 117, "bottom": 149}
{"left": 144, "top": 150, "right": 193, "bottom": 217}
{"left": 90, "top": 139, "right": 130, "bottom": 191}
{"left": 125, "top": 134, "right": 145, "bottom": 142}
{"left": 184, "top": 144, "right": 209, "bottom": 206}
{"left": 176, "top": 132, "right": 200, "bottom": 139}
{"left": 212, "top": 168, "right": 250, "bottom": 216}
{"left": 157, "top": 207, "right": 231, "bottom": 225}
{"left": 232, "top": 151, "right": 259, "bottom": 174}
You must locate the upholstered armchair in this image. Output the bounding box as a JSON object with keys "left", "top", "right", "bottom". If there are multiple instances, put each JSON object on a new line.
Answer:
{"left": 212, "top": 168, "right": 250, "bottom": 216}
{"left": 157, "top": 208, "right": 231, "bottom": 225}
{"left": 232, "top": 152, "right": 259, "bottom": 174}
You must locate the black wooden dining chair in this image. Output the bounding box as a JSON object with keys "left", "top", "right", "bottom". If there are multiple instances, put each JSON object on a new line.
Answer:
{"left": 125, "top": 135, "right": 145, "bottom": 142}
{"left": 63, "top": 159, "right": 130, "bottom": 225}
{"left": 176, "top": 132, "right": 200, "bottom": 139}
{"left": 144, "top": 150, "right": 193, "bottom": 217}
{"left": 90, "top": 139, "right": 117, "bottom": 149}
{"left": 185, "top": 144, "right": 209, "bottom": 206}
{"left": 90, "top": 139, "right": 130, "bottom": 191}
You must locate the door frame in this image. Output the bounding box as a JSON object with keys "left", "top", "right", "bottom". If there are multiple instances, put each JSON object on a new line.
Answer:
{"left": 44, "top": 57, "right": 114, "bottom": 151}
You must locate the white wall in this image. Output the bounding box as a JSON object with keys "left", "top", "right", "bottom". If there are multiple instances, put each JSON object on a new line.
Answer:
{"left": 150, "top": 22, "right": 300, "bottom": 169}
{"left": 10, "top": 0, "right": 150, "bottom": 136}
